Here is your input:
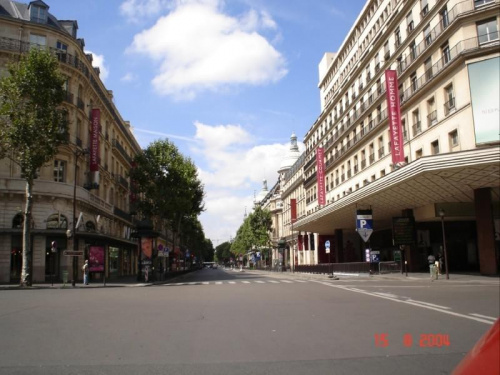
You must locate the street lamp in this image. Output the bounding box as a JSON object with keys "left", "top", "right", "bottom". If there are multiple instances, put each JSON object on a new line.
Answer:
{"left": 70, "top": 146, "right": 88, "bottom": 287}
{"left": 439, "top": 208, "right": 449, "bottom": 280}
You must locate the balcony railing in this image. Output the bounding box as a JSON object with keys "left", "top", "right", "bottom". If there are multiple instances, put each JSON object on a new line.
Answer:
{"left": 412, "top": 121, "right": 422, "bottom": 136}
{"left": 361, "top": 159, "right": 366, "bottom": 169}
{"left": 427, "top": 110, "right": 437, "bottom": 126}
{"left": 378, "top": 147, "right": 385, "bottom": 158}
{"left": 114, "top": 206, "right": 132, "bottom": 222}
{"left": 76, "top": 97, "right": 84, "bottom": 110}
{"left": 112, "top": 139, "right": 132, "bottom": 165}
{"left": 369, "top": 153, "right": 375, "bottom": 163}
{"left": 444, "top": 97, "right": 456, "bottom": 115}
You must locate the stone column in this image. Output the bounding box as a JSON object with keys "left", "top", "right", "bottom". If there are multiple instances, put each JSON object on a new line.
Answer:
{"left": 474, "top": 188, "right": 498, "bottom": 275}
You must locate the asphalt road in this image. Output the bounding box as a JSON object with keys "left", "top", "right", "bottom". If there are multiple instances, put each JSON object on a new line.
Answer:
{"left": 0, "top": 268, "right": 498, "bottom": 375}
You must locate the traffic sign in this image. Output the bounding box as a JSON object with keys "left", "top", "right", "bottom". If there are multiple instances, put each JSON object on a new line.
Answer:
{"left": 356, "top": 209, "right": 373, "bottom": 242}
{"left": 325, "top": 240, "right": 330, "bottom": 254}
{"left": 63, "top": 250, "right": 83, "bottom": 256}
{"left": 357, "top": 228, "right": 373, "bottom": 242}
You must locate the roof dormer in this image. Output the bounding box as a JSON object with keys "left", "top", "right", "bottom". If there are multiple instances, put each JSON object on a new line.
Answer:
{"left": 28, "top": 1, "right": 49, "bottom": 24}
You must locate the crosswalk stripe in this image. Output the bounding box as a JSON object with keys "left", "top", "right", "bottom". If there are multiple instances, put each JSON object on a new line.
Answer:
{"left": 295, "top": 280, "right": 308, "bottom": 283}
{"left": 254, "top": 280, "right": 265, "bottom": 284}
{"left": 228, "top": 281, "right": 236, "bottom": 284}
{"left": 267, "top": 280, "right": 280, "bottom": 283}
{"left": 215, "top": 281, "right": 223, "bottom": 285}
{"left": 279, "top": 280, "right": 293, "bottom": 283}
{"left": 202, "top": 282, "right": 209, "bottom": 285}
{"left": 241, "top": 281, "right": 251, "bottom": 284}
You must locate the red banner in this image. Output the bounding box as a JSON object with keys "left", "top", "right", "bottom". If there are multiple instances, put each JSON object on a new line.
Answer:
{"left": 290, "top": 198, "right": 297, "bottom": 223}
{"left": 384, "top": 70, "right": 405, "bottom": 166}
{"left": 316, "top": 147, "right": 326, "bottom": 205}
{"left": 90, "top": 109, "right": 100, "bottom": 172}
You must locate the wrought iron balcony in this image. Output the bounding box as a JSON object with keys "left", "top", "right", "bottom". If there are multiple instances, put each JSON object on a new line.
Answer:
{"left": 444, "top": 98, "right": 456, "bottom": 115}
{"left": 427, "top": 110, "right": 438, "bottom": 126}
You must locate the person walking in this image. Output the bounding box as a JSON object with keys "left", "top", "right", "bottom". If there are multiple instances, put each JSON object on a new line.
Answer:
{"left": 82, "top": 260, "right": 89, "bottom": 285}
{"left": 427, "top": 254, "right": 437, "bottom": 281}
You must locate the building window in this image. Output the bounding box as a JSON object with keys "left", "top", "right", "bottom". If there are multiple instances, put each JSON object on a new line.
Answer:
{"left": 421, "top": 0, "right": 429, "bottom": 16}
{"left": 449, "top": 130, "right": 459, "bottom": 148}
{"left": 407, "top": 11, "right": 414, "bottom": 33}
{"left": 424, "top": 24, "right": 432, "bottom": 46}
{"left": 410, "top": 41, "right": 417, "bottom": 61}
{"left": 53, "top": 160, "right": 66, "bottom": 182}
{"left": 30, "top": 4, "right": 47, "bottom": 23}
{"left": 29, "top": 34, "right": 46, "bottom": 47}
{"left": 431, "top": 140, "right": 440, "bottom": 155}
{"left": 477, "top": 18, "right": 499, "bottom": 44}
{"left": 395, "top": 27, "right": 401, "bottom": 47}
{"left": 12, "top": 213, "right": 24, "bottom": 229}
{"left": 412, "top": 109, "right": 421, "bottom": 135}
{"left": 424, "top": 57, "right": 433, "bottom": 80}
{"left": 410, "top": 72, "right": 417, "bottom": 93}
{"left": 440, "top": 7, "right": 449, "bottom": 28}
{"left": 56, "top": 41, "right": 68, "bottom": 51}
{"left": 427, "top": 97, "right": 437, "bottom": 126}
{"left": 474, "top": 0, "right": 494, "bottom": 8}
{"left": 46, "top": 214, "right": 68, "bottom": 229}
{"left": 384, "top": 41, "right": 390, "bottom": 60}
{"left": 416, "top": 148, "right": 423, "bottom": 159}
{"left": 444, "top": 85, "right": 455, "bottom": 115}
{"left": 441, "top": 43, "right": 451, "bottom": 64}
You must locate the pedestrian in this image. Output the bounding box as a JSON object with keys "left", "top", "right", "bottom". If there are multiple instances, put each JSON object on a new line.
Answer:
{"left": 438, "top": 253, "right": 444, "bottom": 275}
{"left": 82, "top": 260, "right": 89, "bottom": 285}
{"left": 427, "top": 253, "right": 436, "bottom": 281}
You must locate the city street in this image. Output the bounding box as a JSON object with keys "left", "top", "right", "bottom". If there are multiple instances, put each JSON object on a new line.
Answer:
{"left": 0, "top": 268, "right": 498, "bottom": 375}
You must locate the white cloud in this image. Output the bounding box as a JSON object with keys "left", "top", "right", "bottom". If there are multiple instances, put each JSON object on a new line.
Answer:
{"left": 126, "top": 0, "right": 287, "bottom": 99}
{"left": 85, "top": 50, "right": 109, "bottom": 81}
{"left": 120, "top": 0, "right": 170, "bottom": 23}
{"left": 189, "top": 121, "right": 304, "bottom": 242}
{"left": 121, "top": 72, "right": 137, "bottom": 82}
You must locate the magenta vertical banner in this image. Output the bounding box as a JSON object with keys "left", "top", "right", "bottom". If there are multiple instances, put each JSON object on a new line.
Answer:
{"left": 89, "top": 246, "right": 104, "bottom": 272}
{"left": 90, "top": 109, "right": 100, "bottom": 172}
{"left": 384, "top": 70, "right": 405, "bottom": 165}
{"left": 316, "top": 147, "right": 326, "bottom": 205}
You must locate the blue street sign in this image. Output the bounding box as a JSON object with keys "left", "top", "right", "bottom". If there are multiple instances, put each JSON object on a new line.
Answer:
{"left": 356, "top": 209, "right": 373, "bottom": 243}
{"left": 325, "top": 240, "right": 330, "bottom": 249}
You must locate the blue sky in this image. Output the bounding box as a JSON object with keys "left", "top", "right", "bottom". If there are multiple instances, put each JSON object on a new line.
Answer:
{"left": 45, "top": 0, "right": 366, "bottom": 246}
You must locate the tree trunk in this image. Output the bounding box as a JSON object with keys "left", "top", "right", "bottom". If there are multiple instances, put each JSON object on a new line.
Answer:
{"left": 21, "top": 179, "right": 33, "bottom": 287}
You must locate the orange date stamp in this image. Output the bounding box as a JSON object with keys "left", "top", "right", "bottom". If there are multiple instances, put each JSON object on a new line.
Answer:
{"left": 374, "top": 333, "right": 450, "bottom": 348}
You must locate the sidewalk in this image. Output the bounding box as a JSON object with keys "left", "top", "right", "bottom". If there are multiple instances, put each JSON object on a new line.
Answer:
{"left": 0, "top": 271, "right": 191, "bottom": 290}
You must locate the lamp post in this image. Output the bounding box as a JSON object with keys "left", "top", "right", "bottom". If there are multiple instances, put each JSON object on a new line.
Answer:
{"left": 71, "top": 146, "right": 88, "bottom": 287}
{"left": 439, "top": 208, "right": 449, "bottom": 280}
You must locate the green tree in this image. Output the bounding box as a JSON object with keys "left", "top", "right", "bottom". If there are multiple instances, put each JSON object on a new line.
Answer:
{"left": 129, "top": 139, "right": 205, "bottom": 255}
{"left": 215, "top": 241, "right": 232, "bottom": 263}
{"left": 231, "top": 207, "right": 273, "bottom": 266}
{"left": 0, "top": 49, "right": 68, "bottom": 286}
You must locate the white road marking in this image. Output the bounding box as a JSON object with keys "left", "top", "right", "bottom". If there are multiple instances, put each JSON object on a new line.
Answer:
{"left": 295, "top": 280, "right": 308, "bottom": 283}
{"left": 215, "top": 282, "right": 223, "bottom": 285}
{"left": 406, "top": 300, "right": 451, "bottom": 310}
{"left": 279, "top": 280, "right": 293, "bottom": 283}
{"left": 188, "top": 282, "right": 198, "bottom": 285}
{"left": 254, "top": 281, "right": 265, "bottom": 284}
{"left": 202, "top": 282, "right": 209, "bottom": 285}
{"left": 228, "top": 281, "right": 236, "bottom": 284}
{"left": 267, "top": 280, "right": 280, "bottom": 284}
{"left": 314, "top": 281, "right": 494, "bottom": 325}
{"left": 241, "top": 281, "right": 250, "bottom": 284}
{"left": 470, "top": 313, "right": 498, "bottom": 321}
